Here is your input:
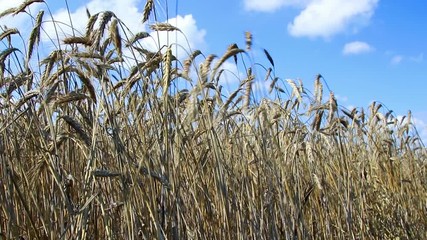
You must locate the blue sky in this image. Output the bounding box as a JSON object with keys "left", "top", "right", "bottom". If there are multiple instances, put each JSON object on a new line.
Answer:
{"left": 1, "top": 0, "right": 426, "bottom": 142}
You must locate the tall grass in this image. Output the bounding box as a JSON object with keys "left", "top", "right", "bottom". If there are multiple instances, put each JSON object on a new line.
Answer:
{"left": 0, "top": 1, "right": 426, "bottom": 239}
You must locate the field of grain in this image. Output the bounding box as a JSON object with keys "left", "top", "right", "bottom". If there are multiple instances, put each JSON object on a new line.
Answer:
{"left": 0, "top": 1, "right": 426, "bottom": 239}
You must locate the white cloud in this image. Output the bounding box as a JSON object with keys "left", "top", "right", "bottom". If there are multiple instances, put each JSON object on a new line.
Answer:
{"left": 342, "top": 41, "right": 373, "bottom": 55}
{"left": 217, "top": 61, "right": 242, "bottom": 87}
{"left": 40, "top": 0, "right": 206, "bottom": 60}
{"left": 42, "top": 0, "right": 145, "bottom": 45}
{"left": 0, "top": 0, "right": 43, "bottom": 32}
{"left": 252, "top": 80, "right": 271, "bottom": 94}
{"left": 287, "top": 0, "right": 379, "bottom": 39}
{"left": 244, "top": 0, "right": 379, "bottom": 38}
{"left": 388, "top": 53, "right": 424, "bottom": 65}
{"left": 142, "top": 14, "right": 207, "bottom": 59}
{"left": 391, "top": 55, "right": 403, "bottom": 65}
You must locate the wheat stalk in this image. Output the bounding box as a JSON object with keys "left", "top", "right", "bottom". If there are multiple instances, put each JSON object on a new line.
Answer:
{"left": 328, "top": 91, "right": 337, "bottom": 124}
{"left": 183, "top": 50, "right": 201, "bottom": 77}
{"left": 126, "top": 32, "right": 150, "bottom": 47}
{"left": 286, "top": 79, "right": 302, "bottom": 103}
{"left": 54, "top": 91, "right": 88, "bottom": 105}
{"left": 211, "top": 45, "right": 244, "bottom": 80}
{"left": 13, "top": 0, "right": 44, "bottom": 15}
{"left": 244, "top": 68, "right": 254, "bottom": 109}
{"left": 61, "top": 115, "right": 91, "bottom": 146}
{"left": 2, "top": 2, "right": 426, "bottom": 239}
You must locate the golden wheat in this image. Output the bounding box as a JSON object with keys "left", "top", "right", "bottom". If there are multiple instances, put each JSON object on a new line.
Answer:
{"left": 1, "top": 2, "right": 426, "bottom": 239}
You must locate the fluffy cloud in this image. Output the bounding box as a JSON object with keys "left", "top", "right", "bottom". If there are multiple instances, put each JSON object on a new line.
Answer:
{"left": 142, "top": 14, "right": 207, "bottom": 58}
{"left": 288, "top": 0, "right": 379, "bottom": 39}
{"left": 41, "top": 0, "right": 145, "bottom": 48}
{"left": 244, "top": 0, "right": 379, "bottom": 39}
{"left": 55, "top": 0, "right": 144, "bottom": 34}
{"left": 0, "top": 0, "right": 43, "bottom": 32}
{"left": 43, "top": 0, "right": 206, "bottom": 57}
{"left": 342, "top": 41, "right": 373, "bottom": 55}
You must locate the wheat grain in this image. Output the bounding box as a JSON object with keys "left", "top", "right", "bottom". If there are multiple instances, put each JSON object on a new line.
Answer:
{"left": 245, "top": 31, "right": 252, "bottom": 51}
{"left": 183, "top": 50, "right": 201, "bottom": 77}
{"left": 61, "top": 115, "right": 91, "bottom": 146}
{"left": 109, "top": 18, "right": 122, "bottom": 59}
{"left": 286, "top": 79, "right": 302, "bottom": 103}
{"left": 54, "top": 91, "right": 88, "bottom": 105}
{"left": 142, "top": 0, "right": 154, "bottom": 23}
{"left": 150, "top": 22, "right": 180, "bottom": 32}
{"left": 269, "top": 77, "right": 279, "bottom": 93}
{"left": 0, "top": 28, "right": 19, "bottom": 41}
{"left": 85, "top": 13, "right": 99, "bottom": 38}
{"left": 0, "top": 8, "right": 15, "bottom": 19}
{"left": 314, "top": 74, "right": 323, "bottom": 104}
{"left": 26, "top": 10, "right": 44, "bottom": 64}
{"left": 328, "top": 91, "right": 337, "bottom": 124}
{"left": 127, "top": 32, "right": 150, "bottom": 47}
{"left": 162, "top": 47, "right": 172, "bottom": 96}
{"left": 200, "top": 54, "right": 216, "bottom": 83}
{"left": 2, "top": 2, "right": 426, "bottom": 239}
{"left": 211, "top": 47, "right": 244, "bottom": 80}
{"left": 0, "top": 48, "right": 20, "bottom": 66}
{"left": 13, "top": 0, "right": 44, "bottom": 15}
{"left": 63, "top": 36, "right": 92, "bottom": 46}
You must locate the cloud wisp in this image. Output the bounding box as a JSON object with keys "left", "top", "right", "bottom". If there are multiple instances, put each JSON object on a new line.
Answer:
{"left": 390, "top": 55, "right": 403, "bottom": 65}
{"left": 244, "top": 0, "right": 310, "bottom": 12}
{"left": 342, "top": 41, "right": 374, "bottom": 55}
{"left": 389, "top": 53, "right": 424, "bottom": 65}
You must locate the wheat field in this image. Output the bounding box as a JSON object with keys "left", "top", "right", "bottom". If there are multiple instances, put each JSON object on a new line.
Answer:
{"left": 0, "top": 1, "right": 426, "bottom": 239}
